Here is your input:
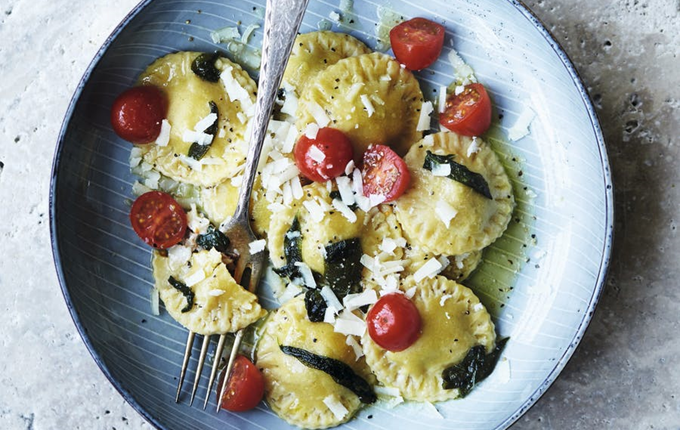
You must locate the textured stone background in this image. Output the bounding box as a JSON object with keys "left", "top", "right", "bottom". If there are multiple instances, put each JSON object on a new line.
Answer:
{"left": 0, "top": 0, "right": 678, "bottom": 429}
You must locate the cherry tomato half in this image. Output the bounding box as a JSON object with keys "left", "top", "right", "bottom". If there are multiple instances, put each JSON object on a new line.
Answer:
{"left": 294, "top": 127, "right": 354, "bottom": 182}
{"left": 111, "top": 85, "right": 167, "bottom": 144}
{"left": 218, "top": 355, "right": 265, "bottom": 412}
{"left": 362, "top": 144, "right": 410, "bottom": 203}
{"left": 367, "top": 293, "right": 422, "bottom": 352}
{"left": 129, "top": 191, "right": 187, "bottom": 249}
{"left": 389, "top": 18, "right": 446, "bottom": 71}
{"left": 439, "top": 83, "right": 492, "bottom": 137}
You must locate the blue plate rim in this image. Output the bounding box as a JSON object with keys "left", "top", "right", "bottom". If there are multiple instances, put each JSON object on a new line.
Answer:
{"left": 49, "top": 1, "right": 614, "bottom": 429}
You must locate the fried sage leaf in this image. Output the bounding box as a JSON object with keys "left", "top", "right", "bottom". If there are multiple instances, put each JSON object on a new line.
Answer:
{"left": 273, "top": 216, "right": 304, "bottom": 281}
{"left": 423, "top": 150, "right": 492, "bottom": 199}
{"left": 304, "top": 289, "right": 327, "bottom": 323}
{"left": 191, "top": 52, "right": 221, "bottom": 82}
{"left": 323, "top": 238, "right": 362, "bottom": 300}
{"left": 196, "top": 224, "right": 230, "bottom": 253}
{"left": 168, "top": 276, "right": 195, "bottom": 313}
{"left": 280, "top": 345, "right": 376, "bottom": 404}
{"left": 442, "top": 337, "right": 508, "bottom": 397}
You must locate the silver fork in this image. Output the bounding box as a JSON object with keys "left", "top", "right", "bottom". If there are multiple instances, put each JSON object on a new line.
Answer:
{"left": 173, "top": 0, "right": 310, "bottom": 410}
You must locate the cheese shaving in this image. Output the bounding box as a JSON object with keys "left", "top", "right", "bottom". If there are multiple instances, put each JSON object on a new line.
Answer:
{"left": 507, "top": 106, "right": 536, "bottom": 141}
{"left": 323, "top": 396, "right": 349, "bottom": 421}
{"left": 248, "top": 239, "right": 266, "bottom": 254}
{"left": 294, "top": 261, "right": 316, "bottom": 287}
{"left": 306, "top": 101, "right": 330, "bottom": 127}
{"left": 435, "top": 200, "right": 458, "bottom": 228}
{"left": 467, "top": 136, "right": 482, "bottom": 157}
{"left": 416, "top": 101, "right": 434, "bottom": 131}
{"left": 345, "top": 335, "right": 364, "bottom": 361}
{"left": 343, "top": 289, "right": 378, "bottom": 310}
{"left": 360, "top": 94, "right": 375, "bottom": 117}
{"left": 155, "top": 119, "right": 171, "bottom": 146}
{"left": 184, "top": 269, "right": 206, "bottom": 287}
{"left": 305, "top": 123, "right": 320, "bottom": 139}
{"left": 320, "top": 285, "right": 343, "bottom": 311}
{"left": 413, "top": 257, "right": 444, "bottom": 282}
{"left": 430, "top": 163, "right": 452, "bottom": 177}
{"left": 308, "top": 144, "right": 326, "bottom": 162}
{"left": 332, "top": 198, "right": 357, "bottom": 223}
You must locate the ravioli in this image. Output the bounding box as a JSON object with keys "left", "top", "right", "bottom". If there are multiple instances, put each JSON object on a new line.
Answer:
{"left": 395, "top": 131, "right": 514, "bottom": 255}
{"left": 200, "top": 177, "right": 271, "bottom": 239}
{"left": 255, "top": 296, "right": 373, "bottom": 429}
{"left": 268, "top": 182, "right": 366, "bottom": 274}
{"left": 296, "top": 52, "right": 424, "bottom": 158}
{"left": 283, "top": 31, "right": 371, "bottom": 96}
{"left": 361, "top": 275, "right": 496, "bottom": 402}
{"left": 137, "top": 51, "right": 257, "bottom": 187}
{"left": 152, "top": 249, "right": 266, "bottom": 335}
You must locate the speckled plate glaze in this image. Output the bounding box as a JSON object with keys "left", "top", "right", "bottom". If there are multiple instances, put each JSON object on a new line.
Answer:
{"left": 50, "top": 1, "right": 613, "bottom": 429}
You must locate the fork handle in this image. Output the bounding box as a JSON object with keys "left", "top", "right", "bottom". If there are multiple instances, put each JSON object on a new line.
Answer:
{"left": 232, "top": 0, "right": 310, "bottom": 222}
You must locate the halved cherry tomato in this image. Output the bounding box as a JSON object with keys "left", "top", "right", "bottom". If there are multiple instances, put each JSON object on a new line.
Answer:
{"left": 111, "top": 85, "right": 167, "bottom": 144}
{"left": 366, "top": 293, "right": 422, "bottom": 352}
{"left": 389, "top": 18, "right": 445, "bottom": 71}
{"left": 362, "top": 144, "right": 410, "bottom": 203}
{"left": 294, "top": 127, "right": 354, "bottom": 182}
{"left": 218, "top": 355, "right": 265, "bottom": 412}
{"left": 129, "top": 191, "right": 187, "bottom": 249}
{"left": 439, "top": 83, "right": 492, "bottom": 137}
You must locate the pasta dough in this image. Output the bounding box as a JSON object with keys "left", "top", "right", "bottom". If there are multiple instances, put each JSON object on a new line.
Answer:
{"left": 296, "top": 52, "right": 424, "bottom": 158}
{"left": 283, "top": 31, "right": 371, "bottom": 95}
{"left": 152, "top": 249, "right": 266, "bottom": 335}
{"left": 255, "top": 296, "right": 373, "bottom": 429}
{"left": 361, "top": 275, "right": 496, "bottom": 402}
{"left": 138, "top": 52, "right": 256, "bottom": 187}
{"left": 395, "top": 131, "right": 514, "bottom": 255}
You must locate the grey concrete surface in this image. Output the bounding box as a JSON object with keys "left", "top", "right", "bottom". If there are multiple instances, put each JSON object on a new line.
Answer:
{"left": 0, "top": 0, "right": 678, "bottom": 429}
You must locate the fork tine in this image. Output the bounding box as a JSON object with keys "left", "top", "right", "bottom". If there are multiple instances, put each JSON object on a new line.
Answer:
{"left": 189, "top": 335, "right": 211, "bottom": 406}
{"left": 175, "top": 331, "right": 196, "bottom": 402}
{"left": 203, "top": 333, "right": 227, "bottom": 410}
{"left": 216, "top": 329, "right": 245, "bottom": 412}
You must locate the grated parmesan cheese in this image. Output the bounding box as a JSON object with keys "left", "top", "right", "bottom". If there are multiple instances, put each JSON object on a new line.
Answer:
{"left": 184, "top": 269, "right": 206, "bottom": 287}
{"left": 467, "top": 136, "right": 482, "bottom": 157}
{"left": 305, "top": 123, "right": 320, "bottom": 139}
{"left": 507, "top": 106, "right": 536, "bottom": 141}
{"left": 194, "top": 112, "right": 218, "bottom": 132}
{"left": 248, "top": 239, "right": 266, "bottom": 254}
{"left": 360, "top": 94, "right": 375, "bottom": 117}
{"left": 320, "top": 285, "right": 343, "bottom": 311}
{"left": 332, "top": 198, "right": 357, "bottom": 223}
{"left": 430, "top": 163, "right": 451, "bottom": 177}
{"left": 333, "top": 310, "right": 366, "bottom": 336}
{"left": 435, "top": 200, "right": 458, "bottom": 228}
{"left": 416, "top": 101, "right": 434, "bottom": 131}
{"left": 306, "top": 101, "right": 331, "bottom": 127}
{"left": 303, "top": 199, "right": 327, "bottom": 222}
{"left": 308, "top": 144, "right": 326, "bottom": 162}
{"left": 343, "top": 289, "right": 378, "bottom": 311}
{"left": 294, "top": 261, "right": 316, "bottom": 288}
{"left": 345, "top": 335, "right": 364, "bottom": 361}
{"left": 323, "top": 396, "right": 349, "bottom": 421}
{"left": 438, "top": 87, "right": 447, "bottom": 113}
{"left": 413, "top": 257, "right": 444, "bottom": 282}
{"left": 155, "top": 119, "right": 171, "bottom": 146}
{"left": 345, "top": 82, "right": 365, "bottom": 102}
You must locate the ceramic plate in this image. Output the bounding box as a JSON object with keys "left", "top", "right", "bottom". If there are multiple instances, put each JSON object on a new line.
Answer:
{"left": 50, "top": 0, "right": 613, "bottom": 429}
